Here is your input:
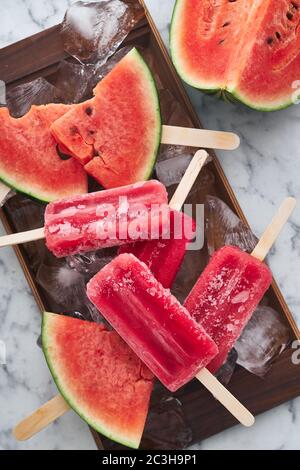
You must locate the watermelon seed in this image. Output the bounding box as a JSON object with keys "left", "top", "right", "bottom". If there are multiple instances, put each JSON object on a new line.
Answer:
{"left": 287, "top": 11, "right": 294, "bottom": 20}
{"left": 56, "top": 145, "right": 72, "bottom": 161}
{"left": 70, "top": 126, "right": 79, "bottom": 136}
{"left": 267, "top": 37, "right": 274, "bottom": 45}
{"left": 85, "top": 107, "right": 93, "bottom": 116}
{"left": 219, "top": 39, "right": 225, "bottom": 45}
{"left": 276, "top": 31, "right": 281, "bottom": 40}
{"left": 222, "top": 22, "right": 230, "bottom": 27}
{"left": 291, "top": 2, "right": 299, "bottom": 9}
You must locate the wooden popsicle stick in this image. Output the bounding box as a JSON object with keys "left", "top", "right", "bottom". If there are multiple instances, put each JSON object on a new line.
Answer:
{"left": 0, "top": 181, "right": 11, "bottom": 205}
{"left": 196, "top": 368, "right": 254, "bottom": 427}
{"left": 169, "top": 149, "right": 208, "bottom": 211}
{"left": 162, "top": 125, "right": 240, "bottom": 150}
{"left": 13, "top": 395, "right": 70, "bottom": 441}
{"left": 251, "top": 197, "right": 296, "bottom": 262}
{"left": 0, "top": 227, "right": 45, "bottom": 248}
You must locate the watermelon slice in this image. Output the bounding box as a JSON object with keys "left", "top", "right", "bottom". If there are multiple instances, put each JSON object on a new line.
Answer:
{"left": 0, "top": 104, "right": 88, "bottom": 202}
{"left": 42, "top": 312, "right": 154, "bottom": 449}
{"left": 51, "top": 48, "right": 162, "bottom": 188}
{"left": 171, "top": 0, "right": 300, "bottom": 111}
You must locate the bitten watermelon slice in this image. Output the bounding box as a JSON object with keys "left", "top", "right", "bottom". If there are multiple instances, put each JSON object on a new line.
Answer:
{"left": 51, "top": 48, "right": 161, "bottom": 188}
{"left": 0, "top": 105, "right": 87, "bottom": 202}
{"left": 171, "top": 0, "right": 300, "bottom": 110}
{"left": 42, "top": 312, "right": 154, "bottom": 449}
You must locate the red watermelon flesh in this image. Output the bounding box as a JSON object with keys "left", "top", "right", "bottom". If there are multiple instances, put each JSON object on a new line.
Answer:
{"left": 0, "top": 104, "right": 88, "bottom": 202}
{"left": 42, "top": 312, "right": 154, "bottom": 449}
{"left": 171, "top": 0, "right": 300, "bottom": 110}
{"left": 51, "top": 48, "right": 161, "bottom": 188}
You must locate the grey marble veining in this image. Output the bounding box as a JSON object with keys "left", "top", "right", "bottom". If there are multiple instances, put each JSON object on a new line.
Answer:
{"left": 0, "top": 0, "right": 299, "bottom": 450}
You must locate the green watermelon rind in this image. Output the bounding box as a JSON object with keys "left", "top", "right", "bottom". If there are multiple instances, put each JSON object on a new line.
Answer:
{"left": 170, "top": 0, "right": 222, "bottom": 92}
{"left": 0, "top": 173, "right": 56, "bottom": 204}
{"left": 42, "top": 312, "right": 141, "bottom": 449}
{"left": 85, "top": 48, "right": 162, "bottom": 185}
{"left": 125, "top": 48, "right": 162, "bottom": 182}
{"left": 229, "top": 88, "right": 294, "bottom": 112}
{"left": 170, "top": 0, "right": 294, "bottom": 112}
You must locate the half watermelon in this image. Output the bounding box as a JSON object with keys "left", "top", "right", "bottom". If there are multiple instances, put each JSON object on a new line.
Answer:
{"left": 51, "top": 48, "right": 162, "bottom": 189}
{"left": 171, "top": 0, "right": 300, "bottom": 111}
{"left": 42, "top": 312, "right": 154, "bottom": 449}
{"left": 0, "top": 104, "right": 87, "bottom": 202}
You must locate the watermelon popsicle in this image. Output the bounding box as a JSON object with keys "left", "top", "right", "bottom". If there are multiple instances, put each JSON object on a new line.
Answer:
{"left": 44, "top": 180, "right": 169, "bottom": 257}
{"left": 0, "top": 180, "right": 169, "bottom": 255}
{"left": 184, "top": 198, "right": 297, "bottom": 372}
{"left": 87, "top": 253, "right": 255, "bottom": 427}
{"left": 184, "top": 246, "right": 273, "bottom": 372}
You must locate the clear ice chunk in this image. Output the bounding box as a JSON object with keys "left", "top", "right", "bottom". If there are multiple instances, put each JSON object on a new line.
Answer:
{"left": 235, "top": 306, "right": 292, "bottom": 377}
{"left": 0, "top": 185, "right": 15, "bottom": 207}
{"left": 47, "top": 60, "right": 94, "bottom": 104}
{"left": 156, "top": 154, "right": 193, "bottom": 187}
{"left": 60, "top": 0, "right": 144, "bottom": 63}
{"left": 156, "top": 88, "right": 213, "bottom": 186}
{"left": 205, "top": 195, "right": 258, "bottom": 256}
{"left": 215, "top": 348, "right": 238, "bottom": 385}
{"left": 142, "top": 391, "right": 193, "bottom": 450}
{"left": 6, "top": 78, "right": 61, "bottom": 118}
{"left": 66, "top": 248, "right": 117, "bottom": 276}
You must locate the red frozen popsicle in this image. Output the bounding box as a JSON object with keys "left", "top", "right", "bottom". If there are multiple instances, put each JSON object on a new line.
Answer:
{"left": 184, "top": 245, "right": 272, "bottom": 372}
{"left": 44, "top": 180, "right": 169, "bottom": 257}
{"left": 184, "top": 198, "right": 296, "bottom": 372}
{"left": 87, "top": 253, "right": 218, "bottom": 392}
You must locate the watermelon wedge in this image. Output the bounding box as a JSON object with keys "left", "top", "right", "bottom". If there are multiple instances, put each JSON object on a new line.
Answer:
{"left": 42, "top": 312, "right": 154, "bottom": 449}
{"left": 0, "top": 105, "right": 88, "bottom": 202}
{"left": 51, "top": 48, "right": 162, "bottom": 188}
{"left": 171, "top": 0, "right": 300, "bottom": 111}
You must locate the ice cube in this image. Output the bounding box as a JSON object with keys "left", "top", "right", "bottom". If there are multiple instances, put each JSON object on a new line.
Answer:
{"left": 205, "top": 195, "right": 258, "bottom": 256}
{"left": 36, "top": 261, "right": 89, "bottom": 313}
{"left": 66, "top": 248, "right": 117, "bottom": 276}
{"left": 235, "top": 306, "right": 292, "bottom": 377}
{"left": 48, "top": 60, "right": 95, "bottom": 104}
{"left": 61, "top": 0, "right": 144, "bottom": 63}
{"left": 172, "top": 249, "right": 209, "bottom": 304}
{"left": 0, "top": 185, "right": 15, "bottom": 207}
{"left": 6, "top": 77, "right": 61, "bottom": 118}
{"left": 215, "top": 349, "right": 237, "bottom": 385}
{"left": 142, "top": 391, "right": 193, "bottom": 450}
{"left": 156, "top": 153, "right": 193, "bottom": 187}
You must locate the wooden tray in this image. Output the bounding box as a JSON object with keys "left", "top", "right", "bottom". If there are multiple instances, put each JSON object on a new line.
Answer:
{"left": 0, "top": 0, "right": 299, "bottom": 450}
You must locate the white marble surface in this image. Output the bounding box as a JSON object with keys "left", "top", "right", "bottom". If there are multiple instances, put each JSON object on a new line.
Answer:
{"left": 0, "top": 0, "right": 299, "bottom": 450}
